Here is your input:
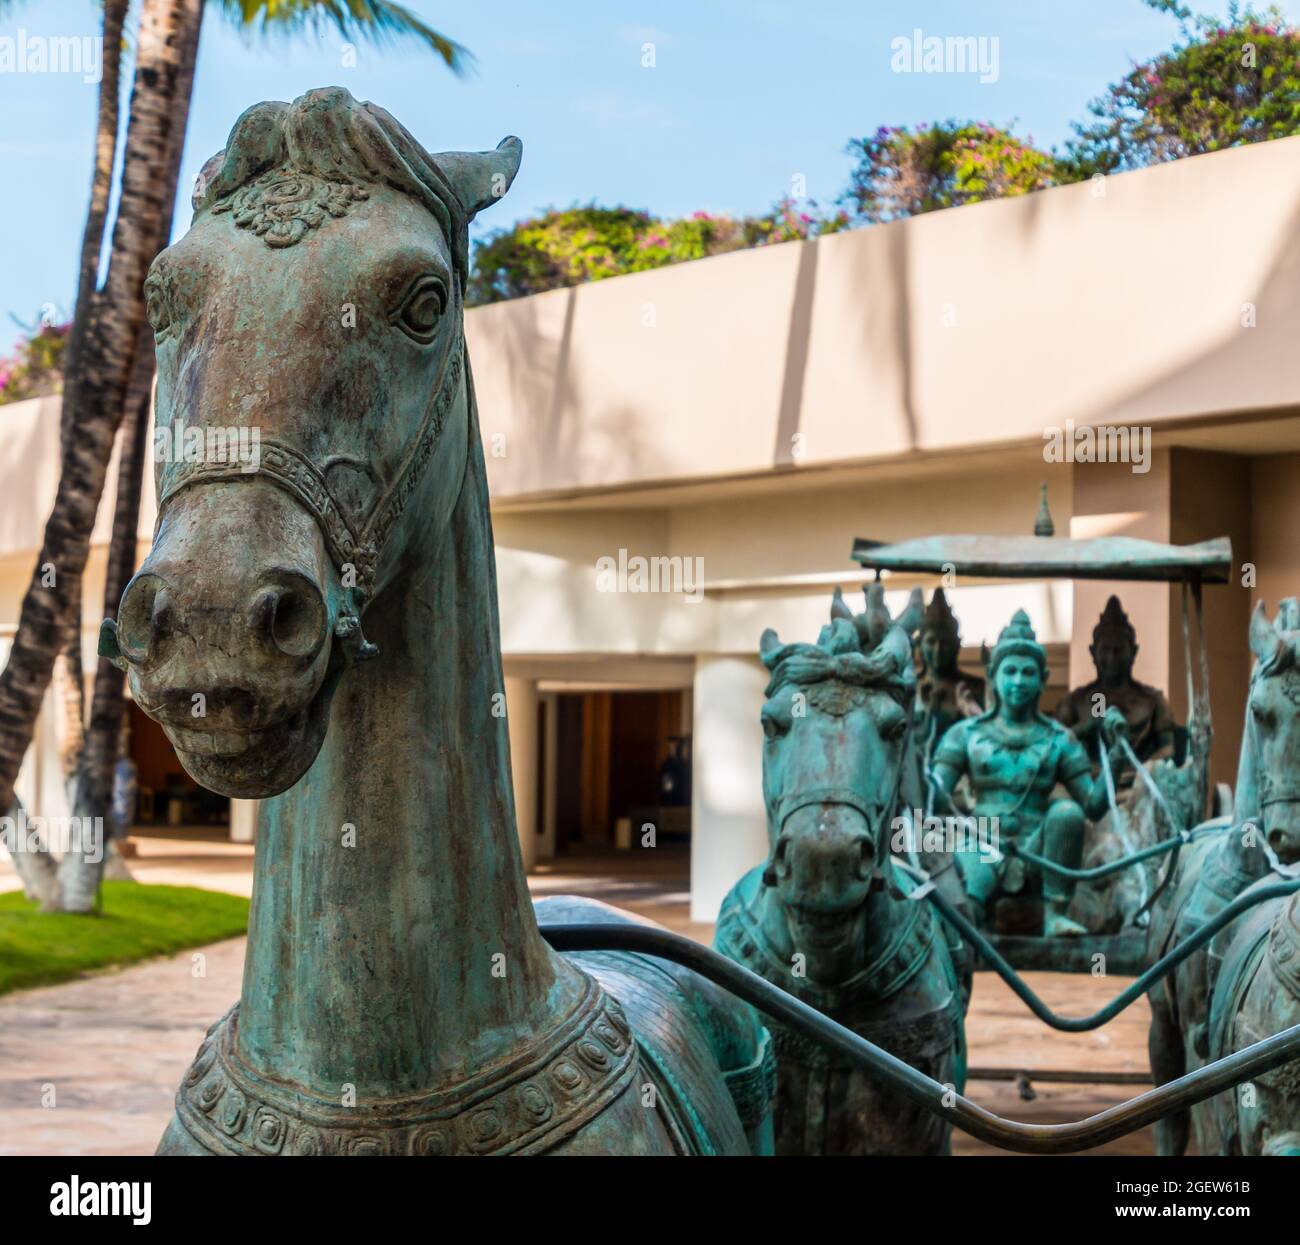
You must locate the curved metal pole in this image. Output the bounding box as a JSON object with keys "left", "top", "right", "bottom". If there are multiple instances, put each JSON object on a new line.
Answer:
{"left": 913, "top": 871, "right": 1300, "bottom": 1032}
{"left": 539, "top": 922, "right": 1300, "bottom": 1154}
{"left": 1007, "top": 825, "right": 1216, "bottom": 882}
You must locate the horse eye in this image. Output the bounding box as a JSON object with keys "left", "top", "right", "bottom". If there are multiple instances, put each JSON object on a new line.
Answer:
{"left": 395, "top": 277, "right": 446, "bottom": 343}
{"left": 761, "top": 710, "right": 788, "bottom": 741}
{"left": 880, "top": 711, "right": 908, "bottom": 741}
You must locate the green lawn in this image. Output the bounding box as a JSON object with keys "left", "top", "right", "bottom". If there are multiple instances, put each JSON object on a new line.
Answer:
{"left": 0, "top": 882, "right": 249, "bottom": 996}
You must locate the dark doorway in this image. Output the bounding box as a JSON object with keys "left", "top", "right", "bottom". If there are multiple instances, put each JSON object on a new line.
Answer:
{"left": 127, "top": 701, "right": 230, "bottom": 828}
{"left": 552, "top": 689, "right": 690, "bottom": 851}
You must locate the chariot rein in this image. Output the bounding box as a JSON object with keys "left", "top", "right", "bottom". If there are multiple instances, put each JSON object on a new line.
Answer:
{"left": 537, "top": 759, "right": 1300, "bottom": 1153}
{"left": 536, "top": 797, "right": 1300, "bottom": 1152}
{"left": 541, "top": 573, "right": 1300, "bottom": 1154}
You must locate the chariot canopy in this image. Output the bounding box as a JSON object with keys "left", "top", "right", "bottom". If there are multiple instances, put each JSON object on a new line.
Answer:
{"left": 850, "top": 534, "right": 1232, "bottom": 584}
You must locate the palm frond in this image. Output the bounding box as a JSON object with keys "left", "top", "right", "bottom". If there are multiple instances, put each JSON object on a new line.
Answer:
{"left": 219, "top": 0, "right": 473, "bottom": 75}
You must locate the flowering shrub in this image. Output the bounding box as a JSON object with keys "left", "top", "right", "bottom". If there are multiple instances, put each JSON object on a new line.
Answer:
{"left": 459, "top": 4, "right": 1300, "bottom": 302}
{"left": 0, "top": 319, "right": 70, "bottom": 406}
{"left": 1063, "top": 3, "right": 1300, "bottom": 175}
{"left": 840, "top": 121, "right": 1057, "bottom": 224}
{"left": 468, "top": 202, "right": 846, "bottom": 305}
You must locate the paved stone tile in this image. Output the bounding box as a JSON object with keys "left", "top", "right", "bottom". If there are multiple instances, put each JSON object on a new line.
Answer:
{"left": 0, "top": 938, "right": 246, "bottom": 1156}
{"left": 0, "top": 833, "right": 1161, "bottom": 1156}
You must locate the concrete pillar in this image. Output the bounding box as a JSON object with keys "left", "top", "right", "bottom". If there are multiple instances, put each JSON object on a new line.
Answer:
{"left": 229, "top": 799, "right": 258, "bottom": 844}
{"left": 690, "top": 655, "right": 769, "bottom": 924}
{"left": 504, "top": 676, "right": 540, "bottom": 873}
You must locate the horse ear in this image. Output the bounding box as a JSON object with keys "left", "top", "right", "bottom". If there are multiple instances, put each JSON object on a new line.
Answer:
{"left": 895, "top": 587, "right": 924, "bottom": 637}
{"left": 1249, "top": 600, "right": 1282, "bottom": 663}
{"left": 759, "top": 628, "right": 782, "bottom": 659}
{"left": 433, "top": 136, "right": 523, "bottom": 217}
{"left": 830, "top": 586, "right": 852, "bottom": 621}
{"left": 863, "top": 582, "right": 890, "bottom": 647}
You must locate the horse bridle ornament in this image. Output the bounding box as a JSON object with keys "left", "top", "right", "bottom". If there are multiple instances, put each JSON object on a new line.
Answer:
{"left": 103, "top": 295, "right": 466, "bottom": 671}
{"left": 762, "top": 714, "right": 912, "bottom": 897}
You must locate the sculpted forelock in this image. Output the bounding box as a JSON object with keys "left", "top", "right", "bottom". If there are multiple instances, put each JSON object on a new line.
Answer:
{"left": 191, "top": 87, "right": 521, "bottom": 271}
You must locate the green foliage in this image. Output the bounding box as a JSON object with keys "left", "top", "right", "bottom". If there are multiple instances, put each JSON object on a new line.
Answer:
{"left": 1064, "top": 4, "right": 1300, "bottom": 175}
{"left": 840, "top": 122, "right": 1057, "bottom": 224}
{"left": 0, "top": 318, "right": 69, "bottom": 406}
{"left": 0, "top": 882, "right": 250, "bottom": 995}
{"left": 467, "top": 201, "right": 848, "bottom": 305}
{"left": 217, "top": 1, "right": 472, "bottom": 73}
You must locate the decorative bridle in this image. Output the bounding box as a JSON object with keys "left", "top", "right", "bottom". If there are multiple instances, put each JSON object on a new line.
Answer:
{"left": 1250, "top": 655, "right": 1300, "bottom": 816}
{"left": 760, "top": 639, "right": 915, "bottom": 894}
{"left": 151, "top": 293, "right": 466, "bottom": 665}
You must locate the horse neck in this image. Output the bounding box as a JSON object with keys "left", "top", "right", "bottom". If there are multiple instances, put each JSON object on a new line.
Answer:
{"left": 236, "top": 384, "right": 563, "bottom": 1098}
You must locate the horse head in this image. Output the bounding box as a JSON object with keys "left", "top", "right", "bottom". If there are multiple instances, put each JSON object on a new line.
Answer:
{"left": 99, "top": 87, "right": 520, "bottom": 798}
{"left": 756, "top": 584, "right": 922, "bottom": 979}
{"left": 1246, "top": 598, "right": 1300, "bottom": 864}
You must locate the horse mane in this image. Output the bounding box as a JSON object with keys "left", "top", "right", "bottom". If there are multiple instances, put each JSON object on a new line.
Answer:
{"left": 759, "top": 587, "right": 916, "bottom": 702}
{"left": 191, "top": 86, "right": 471, "bottom": 276}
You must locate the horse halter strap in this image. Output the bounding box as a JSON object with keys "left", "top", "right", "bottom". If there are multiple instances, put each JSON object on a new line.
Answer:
{"left": 1246, "top": 674, "right": 1300, "bottom": 809}
{"left": 767, "top": 718, "right": 912, "bottom": 894}
{"left": 152, "top": 300, "right": 466, "bottom": 664}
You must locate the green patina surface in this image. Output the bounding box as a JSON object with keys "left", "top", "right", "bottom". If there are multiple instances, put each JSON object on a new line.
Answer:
{"left": 931, "top": 609, "right": 1130, "bottom": 939}
{"left": 716, "top": 585, "right": 969, "bottom": 1155}
{"left": 105, "top": 87, "right": 773, "bottom": 1157}
{"left": 88, "top": 84, "right": 1300, "bottom": 1157}
{"left": 1147, "top": 599, "right": 1300, "bottom": 1156}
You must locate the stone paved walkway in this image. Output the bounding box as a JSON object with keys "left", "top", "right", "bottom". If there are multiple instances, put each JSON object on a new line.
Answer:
{"left": 0, "top": 831, "right": 1157, "bottom": 1156}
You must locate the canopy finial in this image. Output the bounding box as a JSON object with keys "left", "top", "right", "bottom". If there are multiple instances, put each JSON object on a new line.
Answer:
{"left": 1033, "top": 482, "right": 1055, "bottom": 538}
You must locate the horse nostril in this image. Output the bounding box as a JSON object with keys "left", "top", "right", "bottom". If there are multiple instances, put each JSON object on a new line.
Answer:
{"left": 1266, "top": 828, "right": 1297, "bottom": 858}
{"left": 857, "top": 837, "right": 874, "bottom": 878}
{"left": 116, "top": 573, "right": 170, "bottom": 664}
{"left": 253, "top": 576, "right": 327, "bottom": 660}
{"left": 763, "top": 835, "right": 790, "bottom": 887}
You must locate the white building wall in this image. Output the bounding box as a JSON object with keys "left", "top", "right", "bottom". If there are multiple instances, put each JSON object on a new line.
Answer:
{"left": 690, "top": 655, "right": 769, "bottom": 924}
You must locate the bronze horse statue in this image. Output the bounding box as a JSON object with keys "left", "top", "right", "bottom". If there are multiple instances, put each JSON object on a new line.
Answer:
{"left": 101, "top": 88, "right": 774, "bottom": 1156}
{"left": 1146, "top": 600, "right": 1300, "bottom": 1155}
{"left": 715, "top": 586, "right": 970, "bottom": 1155}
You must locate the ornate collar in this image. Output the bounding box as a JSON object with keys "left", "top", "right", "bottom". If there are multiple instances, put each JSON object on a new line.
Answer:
{"left": 171, "top": 975, "right": 636, "bottom": 1156}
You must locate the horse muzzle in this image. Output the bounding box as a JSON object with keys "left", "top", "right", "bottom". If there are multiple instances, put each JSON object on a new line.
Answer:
{"left": 101, "top": 480, "right": 343, "bottom": 798}
{"left": 767, "top": 800, "right": 880, "bottom": 926}
{"left": 1264, "top": 812, "right": 1300, "bottom": 865}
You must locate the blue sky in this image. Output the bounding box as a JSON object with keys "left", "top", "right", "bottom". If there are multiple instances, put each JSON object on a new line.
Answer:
{"left": 1, "top": 0, "right": 1295, "bottom": 353}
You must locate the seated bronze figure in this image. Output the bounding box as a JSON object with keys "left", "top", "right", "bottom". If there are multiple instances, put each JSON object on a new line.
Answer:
{"left": 931, "top": 610, "right": 1131, "bottom": 937}
{"left": 1056, "top": 594, "right": 1175, "bottom": 769}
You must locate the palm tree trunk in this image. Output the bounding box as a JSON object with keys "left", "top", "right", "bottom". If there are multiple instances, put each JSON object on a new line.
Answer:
{"left": 6, "top": 0, "right": 127, "bottom": 902}
{"left": 53, "top": 0, "right": 130, "bottom": 794}
{"left": 0, "top": 0, "right": 203, "bottom": 873}
{"left": 59, "top": 340, "right": 157, "bottom": 908}
{"left": 57, "top": 5, "right": 204, "bottom": 913}
{"left": 63, "top": 0, "right": 130, "bottom": 396}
